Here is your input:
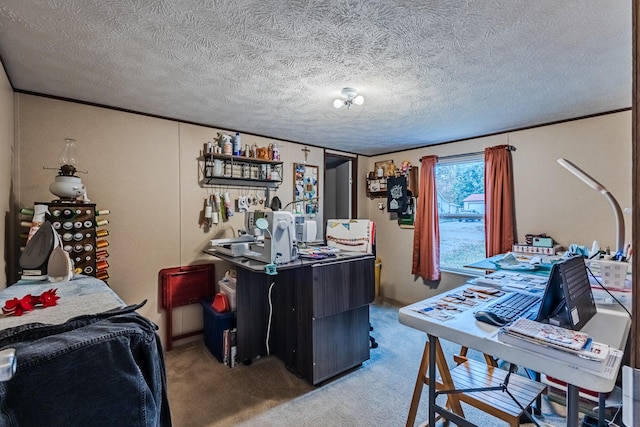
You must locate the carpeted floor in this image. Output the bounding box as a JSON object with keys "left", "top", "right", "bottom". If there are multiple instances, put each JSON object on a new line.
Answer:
{"left": 165, "top": 300, "right": 602, "bottom": 427}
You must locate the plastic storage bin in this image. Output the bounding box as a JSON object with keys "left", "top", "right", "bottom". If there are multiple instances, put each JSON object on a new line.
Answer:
{"left": 218, "top": 278, "right": 237, "bottom": 311}
{"left": 200, "top": 299, "right": 236, "bottom": 363}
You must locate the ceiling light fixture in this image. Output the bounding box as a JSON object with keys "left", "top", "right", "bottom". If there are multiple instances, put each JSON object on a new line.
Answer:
{"left": 333, "top": 87, "right": 364, "bottom": 110}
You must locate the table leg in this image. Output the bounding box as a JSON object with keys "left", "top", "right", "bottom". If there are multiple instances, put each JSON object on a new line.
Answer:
{"left": 428, "top": 335, "right": 436, "bottom": 427}
{"left": 598, "top": 393, "right": 605, "bottom": 427}
{"left": 406, "top": 340, "right": 430, "bottom": 426}
{"left": 406, "top": 335, "right": 465, "bottom": 427}
{"left": 566, "top": 384, "right": 579, "bottom": 427}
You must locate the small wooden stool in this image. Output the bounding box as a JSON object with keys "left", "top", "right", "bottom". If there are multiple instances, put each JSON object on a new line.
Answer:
{"left": 407, "top": 338, "right": 547, "bottom": 427}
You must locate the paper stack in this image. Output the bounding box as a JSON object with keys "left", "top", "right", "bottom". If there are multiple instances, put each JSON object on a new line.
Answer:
{"left": 498, "top": 318, "right": 609, "bottom": 371}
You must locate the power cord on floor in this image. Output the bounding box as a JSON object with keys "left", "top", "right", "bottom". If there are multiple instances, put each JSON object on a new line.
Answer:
{"left": 591, "top": 402, "right": 623, "bottom": 427}
{"left": 265, "top": 281, "right": 275, "bottom": 355}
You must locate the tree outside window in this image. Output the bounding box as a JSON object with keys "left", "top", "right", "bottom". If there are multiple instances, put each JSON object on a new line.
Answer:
{"left": 436, "top": 156, "right": 486, "bottom": 271}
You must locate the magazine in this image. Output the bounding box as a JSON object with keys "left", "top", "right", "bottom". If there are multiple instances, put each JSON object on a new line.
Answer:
{"left": 497, "top": 329, "right": 611, "bottom": 371}
{"left": 502, "top": 318, "right": 590, "bottom": 352}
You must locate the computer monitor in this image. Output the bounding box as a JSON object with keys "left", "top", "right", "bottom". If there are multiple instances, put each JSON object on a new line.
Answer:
{"left": 535, "top": 256, "right": 597, "bottom": 330}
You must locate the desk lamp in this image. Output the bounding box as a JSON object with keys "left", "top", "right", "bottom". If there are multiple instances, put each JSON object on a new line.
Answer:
{"left": 256, "top": 218, "right": 277, "bottom": 275}
{"left": 557, "top": 158, "right": 624, "bottom": 259}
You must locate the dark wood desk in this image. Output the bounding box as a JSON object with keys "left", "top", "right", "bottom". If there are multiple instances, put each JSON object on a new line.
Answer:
{"left": 205, "top": 250, "right": 375, "bottom": 384}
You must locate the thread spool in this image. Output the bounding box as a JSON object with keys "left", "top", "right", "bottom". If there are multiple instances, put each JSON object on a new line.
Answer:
{"left": 96, "top": 229, "right": 109, "bottom": 237}
{"left": 20, "top": 208, "right": 34, "bottom": 216}
{"left": 96, "top": 260, "right": 109, "bottom": 271}
{"left": 96, "top": 219, "right": 109, "bottom": 227}
{"left": 212, "top": 211, "right": 219, "bottom": 224}
{"left": 96, "top": 239, "right": 109, "bottom": 249}
{"left": 96, "top": 249, "right": 109, "bottom": 259}
{"left": 96, "top": 271, "right": 109, "bottom": 281}
{"left": 96, "top": 209, "right": 110, "bottom": 216}
{"left": 20, "top": 221, "right": 32, "bottom": 228}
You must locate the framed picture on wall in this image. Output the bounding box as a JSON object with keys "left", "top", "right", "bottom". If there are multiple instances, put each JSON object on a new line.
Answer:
{"left": 294, "top": 163, "right": 319, "bottom": 214}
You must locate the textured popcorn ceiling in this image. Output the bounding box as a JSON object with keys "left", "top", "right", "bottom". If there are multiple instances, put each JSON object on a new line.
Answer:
{"left": 0, "top": 1, "right": 631, "bottom": 156}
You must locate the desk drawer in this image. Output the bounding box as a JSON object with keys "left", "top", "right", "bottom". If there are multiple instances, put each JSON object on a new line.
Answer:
{"left": 311, "top": 257, "right": 374, "bottom": 318}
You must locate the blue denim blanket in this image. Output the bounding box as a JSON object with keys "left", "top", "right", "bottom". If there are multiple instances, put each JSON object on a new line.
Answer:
{"left": 0, "top": 277, "right": 171, "bottom": 426}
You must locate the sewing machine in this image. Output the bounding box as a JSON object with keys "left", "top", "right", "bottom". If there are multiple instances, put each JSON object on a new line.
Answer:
{"left": 244, "top": 211, "right": 298, "bottom": 264}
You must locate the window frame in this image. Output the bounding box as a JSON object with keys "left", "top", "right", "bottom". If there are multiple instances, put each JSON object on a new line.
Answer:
{"left": 435, "top": 153, "right": 486, "bottom": 275}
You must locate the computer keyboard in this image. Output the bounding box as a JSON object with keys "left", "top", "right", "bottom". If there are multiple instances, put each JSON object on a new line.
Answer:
{"left": 477, "top": 292, "right": 541, "bottom": 325}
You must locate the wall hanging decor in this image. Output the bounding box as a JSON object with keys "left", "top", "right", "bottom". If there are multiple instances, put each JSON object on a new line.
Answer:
{"left": 386, "top": 176, "right": 407, "bottom": 212}
{"left": 294, "top": 163, "right": 319, "bottom": 214}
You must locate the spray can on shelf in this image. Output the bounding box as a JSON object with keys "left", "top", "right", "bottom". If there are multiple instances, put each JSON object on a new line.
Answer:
{"left": 222, "top": 135, "right": 232, "bottom": 155}
{"left": 232, "top": 132, "right": 241, "bottom": 156}
{"left": 271, "top": 143, "right": 280, "bottom": 161}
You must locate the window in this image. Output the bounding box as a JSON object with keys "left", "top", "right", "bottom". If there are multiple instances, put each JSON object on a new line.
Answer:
{"left": 435, "top": 154, "right": 485, "bottom": 271}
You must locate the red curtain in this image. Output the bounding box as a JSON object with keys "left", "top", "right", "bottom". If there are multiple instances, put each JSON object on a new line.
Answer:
{"left": 412, "top": 155, "right": 440, "bottom": 281}
{"left": 484, "top": 145, "right": 515, "bottom": 257}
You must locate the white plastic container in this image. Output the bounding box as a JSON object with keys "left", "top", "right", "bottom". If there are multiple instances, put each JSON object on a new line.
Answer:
{"left": 218, "top": 278, "right": 237, "bottom": 311}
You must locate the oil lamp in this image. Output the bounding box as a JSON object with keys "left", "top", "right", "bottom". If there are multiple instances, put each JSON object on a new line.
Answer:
{"left": 48, "top": 138, "right": 88, "bottom": 201}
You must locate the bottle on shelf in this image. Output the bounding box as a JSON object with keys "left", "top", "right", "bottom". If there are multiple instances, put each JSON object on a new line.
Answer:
{"left": 233, "top": 132, "right": 241, "bottom": 156}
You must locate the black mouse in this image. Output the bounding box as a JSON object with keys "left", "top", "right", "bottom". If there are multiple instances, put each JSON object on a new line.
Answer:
{"left": 474, "top": 310, "right": 508, "bottom": 327}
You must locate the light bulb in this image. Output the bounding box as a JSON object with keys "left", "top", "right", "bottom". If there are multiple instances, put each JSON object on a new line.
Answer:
{"left": 59, "top": 138, "right": 78, "bottom": 167}
{"left": 333, "top": 99, "right": 344, "bottom": 108}
{"left": 353, "top": 95, "right": 364, "bottom": 105}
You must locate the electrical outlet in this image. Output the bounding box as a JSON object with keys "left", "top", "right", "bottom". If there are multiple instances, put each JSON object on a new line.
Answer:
{"left": 622, "top": 365, "right": 640, "bottom": 426}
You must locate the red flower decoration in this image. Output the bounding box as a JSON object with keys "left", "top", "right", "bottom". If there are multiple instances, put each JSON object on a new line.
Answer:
{"left": 39, "top": 289, "right": 60, "bottom": 307}
{"left": 2, "top": 289, "right": 59, "bottom": 317}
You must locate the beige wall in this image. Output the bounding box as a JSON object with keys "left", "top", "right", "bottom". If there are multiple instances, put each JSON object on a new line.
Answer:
{"left": 10, "top": 92, "right": 631, "bottom": 343}
{"left": 13, "top": 93, "right": 345, "bottom": 347}
{"left": 0, "top": 66, "right": 13, "bottom": 289}
{"left": 368, "top": 111, "right": 632, "bottom": 305}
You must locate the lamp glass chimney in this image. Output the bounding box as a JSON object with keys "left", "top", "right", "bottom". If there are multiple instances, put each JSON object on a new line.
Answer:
{"left": 59, "top": 138, "right": 78, "bottom": 167}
